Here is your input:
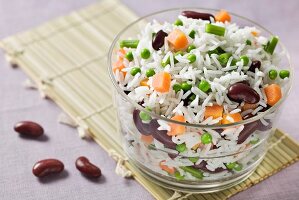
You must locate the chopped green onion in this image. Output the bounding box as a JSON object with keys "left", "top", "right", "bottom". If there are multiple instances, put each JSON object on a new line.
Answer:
{"left": 188, "top": 157, "right": 199, "bottom": 163}
{"left": 176, "top": 143, "right": 187, "bottom": 153}
{"left": 279, "top": 70, "right": 290, "bottom": 79}
{"left": 125, "top": 51, "right": 134, "bottom": 61}
{"left": 180, "top": 166, "right": 203, "bottom": 179}
{"left": 268, "top": 69, "right": 278, "bottom": 80}
{"left": 246, "top": 40, "right": 252, "bottom": 45}
{"left": 187, "top": 54, "right": 196, "bottom": 63}
{"left": 218, "top": 53, "right": 232, "bottom": 66}
{"left": 189, "top": 30, "right": 196, "bottom": 39}
{"left": 205, "top": 24, "right": 225, "bottom": 36}
{"left": 201, "top": 132, "right": 212, "bottom": 144}
{"left": 173, "top": 84, "right": 182, "bottom": 93}
{"left": 187, "top": 44, "right": 196, "bottom": 53}
{"left": 240, "top": 55, "right": 249, "bottom": 66}
{"left": 198, "top": 80, "right": 210, "bottom": 93}
{"left": 174, "top": 19, "right": 183, "bottom": 26}
{"left": 264, "top": 36, "right": 279, "bottom": 55}
{"left": 140, "top": 48, "right": 151, "bottom": 59}
{"left": 181, "top": 82, "right": 192, "bottom": 91}
{"left": 120, "top": 40, "right": 139, "bottom": 48}
{"left": 130, "top": 67, "right": 141, "bottom": 76}
{"left": 146, "top": 68, "right": 155, "bottom": 77}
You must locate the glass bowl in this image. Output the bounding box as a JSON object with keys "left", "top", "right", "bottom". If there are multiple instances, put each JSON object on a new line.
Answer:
{"left": 108, "top": 8, "right": 292, "bottom": 193}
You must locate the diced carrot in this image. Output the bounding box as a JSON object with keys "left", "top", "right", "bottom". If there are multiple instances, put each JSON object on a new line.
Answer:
{"left": 242, "top": 103, "right": 258, "bottom": 111}
{"left": 222, "top": 113, "right": 242, "bottom": 124}
{"left": 117, "top": 48, "right": 126, "bottom": 59}
{"left": 192, "top": 142, "right": 203, "bottom": 150}
{"left": 167, "top": 115, "right": 186, "bottom": 136}
{"left": 141, "top": 135, "right": 153, "bottom": 145}
{"left": 140, "top": 78, "right": 149, "bottom": 87}
{"left": 215, "top": 10, "right": 231, "bottom": 23}
{"left": 152, "top": 72, "right": 171, "bottom": 93}
{"left": 204, "top": 104, "right": 224, "bottom": 119}
{"left": 112, "top": 59, "right": 127, "bottom": 76}
{"left": 264, "top": 84, "right": 282, "bottom": 106}
{"left": 251, "top": 31, "right": 259, "bottom": 37}
{"left": 167, "top": 29, "right": 188, "bottom": 50}
{"left": 159, "top": 160, "right": 175, "bottom": 174}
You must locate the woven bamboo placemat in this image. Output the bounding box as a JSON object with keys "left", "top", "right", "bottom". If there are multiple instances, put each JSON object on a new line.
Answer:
{"left": 1, "top": 0, "right": 298, "bottom": 199}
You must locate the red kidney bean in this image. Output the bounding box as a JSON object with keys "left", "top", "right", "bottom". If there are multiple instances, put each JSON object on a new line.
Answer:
{"left": 133, "top": 109, "right": 152, "bottom": 135}
{"left": 14, "top": 121, "right": 44, "bottom": 137}
{"left": 75, "top": 156, "right": 101, "bottom": 178}
{"left": 32, "top": 159, "right": 64, "bottom": 177}
{"left": 152, "top": 30, "right": 168, "bottom": 50}
{"left": 237, "top": 80, "right": 250, "bottom": 86}
{"left": 228, "top": 83, "right": 260, "bottom": 104}
{"left": 237, "top": 121, "right": 259, "bottom": 144}
{"left": 181, "top": 11, "right": 214, "bottom": 21}
{"left": 194, "top": 161, "right": 226, "bottom": 173}
{"left": 248, "top": 60, "right": 261, "bottom": 72}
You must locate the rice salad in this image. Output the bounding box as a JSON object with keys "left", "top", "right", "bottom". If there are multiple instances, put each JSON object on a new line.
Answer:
{"left": 112, "top": 10, "right": 290, "bottom": 181}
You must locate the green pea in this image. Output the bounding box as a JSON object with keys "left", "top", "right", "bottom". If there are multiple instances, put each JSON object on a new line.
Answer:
{"left": 140, "top": 48, "right": 151, "bottom": 59}
{"left": 189, "top": 94, "right": 196, "bottom": 101}
{"left": 181, "top": 82, "right": 192, "bottom": 91}
{"left": 208, "top": 47, "right": 225, "bottom": 56}
{"left": 187, "top": 54, "right": 196, "bottom": 63}
{"left": 268, "top": 69, "right": 278, "bottom": 80}
{"left": 188, "top": 157, "right": 199, "bottom": 163}
{"left": 231, "top": 58, "right": 237, "bottom": 66}
{"left": 234, "top": 163, "right": 243, "bottom": 171}
{"left": 125, "top": 51, "right": 134, "bottom": 61}
{"left": 139, "top": 110, "right": 152, "bottom": 121}
{"left": 174, "top": 19, "right": 183, "bottom": 26}
{"left": 180, "top": 166, "right": 203, "bottom": 179}
{"left": 145, "top": 68, "right": 155, "bottom": 77}
{"left": 246, "top": 40, "right": 252, "bottom": 45}
{"left": 130, "top": 67, "right": 141, "bottom": 76}
{"left": 189, "top": 30, "right": 196, "bottom": 39}
{"left": 174, "top": 171, "right": 185, "bottom": 180}
{"left": 187, "top": 45, "right": 196, "bottom": 53}
{"left": 218, "top": 53, "right": 232, "bottom": 66}
{"left": 240, "top": 55, "right": 249, "bottom": 66}
{"left": 201, "top": 132, "right": 212, "bottom": 144}
{"left": 173, "top": 84, "right": 182, "bottom": 93}
{"left": 279, "top": 70, "right": 290, "bottom": 79}
{"left": 198, "top": 80, "right": 210, "bottom": 93}
{"left": 250, "top": 138, "right": 260, "bottom": 145}
{"left": 176, "top": 143, "right": 187, "bottom": 153}
{"left": 225, "top": 162, "right": 236, "bottom": 170}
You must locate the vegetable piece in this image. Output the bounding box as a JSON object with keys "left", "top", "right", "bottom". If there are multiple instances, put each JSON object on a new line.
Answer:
{"left": 250, "top": 138, "right": 260, "bottom": 145}
{"left": 234, "top": 163, "right": 243, "bottom": 171}
{"left": 161, "top": 56, "right": 170, "bottom": 67}
{"left": 207, "top": 46, "right": 225, "bottom": 56}
{"left": 204, "top": 104, "right": 224, "bottom": 119}
{"left": 152, "top": 30, "right": 168, "bottom": 50}
{"left": 152, "top": 72, "right": 171, "bottom": 93}
{"left": 140, "top": 48, "right": 151, "bottom": 59}
{"left": 218, "top": 53, "right": 232, "bottom": 66}
{"left": 264, "top": 84, "right": 282, "bottom": 106}
{"left": 139, "top": 107, "right": 152, "bottom": 122}
{"left": 251, "top": 31, "right": 259, "bottom": 37}
{"left": 176, "top": 143, "right": 187, "bottom": 152}
{"left": 246, "top": 40, "right": 252, "bottom": 45}
{"left": 201, "top": 132, "right": 212, "bottom": 144}
{"left": 205, "top": 24, "right": 225, "bottom": 36}
{"left": 279, "top": 70, "right": 290, "bottom": 79}
{"left": 159, "top": 161, "right": 175, "bottom": 174}
{"left": 187, "top": 44, "right": 196, "bottom": 53}
{"left": 112, "top": 59, "right": 127, "bottom": 76}
{"left": 180, "top": 166, "right": 203, "bottom": 179}
{"left": 173, "top": 84, "right": 182, "bottom": 93}
{"left": 242, "top": 103, "right": 257, "bottom": 111}
{"left": 174, "top": 19, "right": 183, "bottom": 26}
{"left": 130, "top": 67, "right": 141, "bottom": 76}
{"left": 240, "top": 55, "right": 249, "bottom": 66}
{"left": 141, "top": 135, "right": 153, "bottom": 145}
{"left": 140, "top": 78, "right": 149, "bottom": 87}
{"left": 174, "top": 171, "right": 185, "bottom": 180}
{"left": 181, "top": 11, "right": 214, "bottom": 21}
{"left": 198, "top": 80, "right": 210, "bottom": 93}
{"left": 174, "top": 51, "right": 184, "bottom": 64}
{"left": 221, "top": 113, "right": 242, "bottom": 124}
{"left": 188, "top": 157, "right": 199, "bottom": 163}
{"left": 268, "top": 69, "right": 278, "bottom": 80}
{"left": 215, "top": 10, "right": 231, "bottom": 22}
{"left": 189, "top": 30, "right": 196, "bottom": 39}
{"left": 187, "top": 54, "right": 196, "bottom": 63}
{"left": 189, "top": 94, "right": 196, "bottom": 101}
{"left": 167, "top": 29, "right": 189, "bottom": 50}
{"left": 264, "top": 36, "right": 279, "bottom": 55}
{"left": 146, "top": 68, "right": 155, "bottom": 77}
{"left": 125, "top": 51, "right": 134, "bottom": 61}
{"left": 167, "top": 115, "right": 186, "bottom": 136}
{"left": 120, "top": 40, "right": 139, "bottom": 48}
{"left": 225, "top": 162, "right": 236, "bottom": 170}
{"left": 117, "top": 48, "right": 126, "bottom": 58}
{"left": 181, "top": 82, "right": 192, "bottom": 91}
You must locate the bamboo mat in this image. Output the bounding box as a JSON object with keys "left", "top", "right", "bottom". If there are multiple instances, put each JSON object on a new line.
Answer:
{"left": 1, "top": 0, "right": 298, "bottom": 199}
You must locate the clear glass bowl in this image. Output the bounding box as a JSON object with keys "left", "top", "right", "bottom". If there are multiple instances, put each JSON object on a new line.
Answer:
{"left": 108, "top": 8, "right": 292, "bottom": 193}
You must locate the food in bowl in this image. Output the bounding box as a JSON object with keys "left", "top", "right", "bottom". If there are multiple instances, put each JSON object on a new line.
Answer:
{"left": 110, "top": 9, "right": 291, "bottom": 189}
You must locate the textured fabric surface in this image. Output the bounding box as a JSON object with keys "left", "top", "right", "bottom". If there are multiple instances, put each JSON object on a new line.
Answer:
{"left": 0, "top": 0, "right": 298, "bottom": 200}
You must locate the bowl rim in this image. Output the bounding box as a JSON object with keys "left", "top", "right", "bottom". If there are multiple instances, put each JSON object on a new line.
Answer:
{"left": 107, "top": 7, "right": 293, "bottom": 128}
